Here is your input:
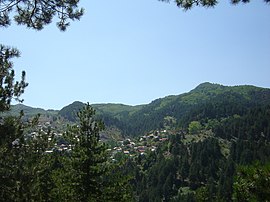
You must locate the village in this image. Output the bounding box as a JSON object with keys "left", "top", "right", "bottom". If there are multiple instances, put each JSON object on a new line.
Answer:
{"left": 25, "top": 120, "right": 169, "bottom": 159}
{"left": 108, "top": 130, "right": 169, "bottom": 161}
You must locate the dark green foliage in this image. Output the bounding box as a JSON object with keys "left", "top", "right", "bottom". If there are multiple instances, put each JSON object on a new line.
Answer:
{"left": 0, "top": 103, "right": 134, "bottom": 201}
{"left": 0, "top": 114, "right": 55, "bottom": 201}
{"left": 217, "top": 158, "right": 235, "bottom": 201}
{"left": 127, "top": 100, "right": 270, "bottom": 201}
{"left": 233, "top": 162, "right": 270, "bottom": 201}
{"left": 0, "top": 0, "right": 84, "bottom": 31}
{"left": 58, "top": 101, "right": 85, "bottom": 122}
{"left": 160, "top": 0, "right": 270, "bottom": 10}
{"left": 0, "top": 45, "right": 28, "bottom": 112}
{"left": 129, "top": 133, "right": 224, "bottom": 201}
{"left": 54, "top": 103, "right": 134, "bottom": 201}
{"left": 101, "top": 83, "right": 270, "bottom": 137}
{"left": 65, "top": 103, "right": 108, "bottom": 201}
{"left": 103, "top": 161, "right": 134, "bottom": 201}
{"left": 213, "top": 105, "right": 270, "bottom": 141}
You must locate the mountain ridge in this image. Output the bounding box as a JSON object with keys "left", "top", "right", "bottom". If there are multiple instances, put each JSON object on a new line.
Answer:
{"left": 8, "top": 82, "right": 270, "bottom": 113}
{"left": 6, "top": 82, "right": 270, "bottom": 136}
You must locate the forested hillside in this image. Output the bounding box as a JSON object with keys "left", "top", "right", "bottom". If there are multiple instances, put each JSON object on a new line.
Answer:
{"left": 126, "top": 104, "right": 270, "bottom": 201}
{"left": 98, "top": 82, "right": 270, "bottom": 201}
{"left": 55, "top": 82, "right": 270, "bottom": 137}
{"left": 8, "top": 82, "right": 270, "bottom": 137}
{"left": 3, "top": 83, "right": 270, "bottom": 201}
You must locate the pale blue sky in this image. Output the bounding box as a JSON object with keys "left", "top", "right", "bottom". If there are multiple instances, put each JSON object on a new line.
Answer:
{"left": 1, "top": 0, "right": 270, "bottom": 109}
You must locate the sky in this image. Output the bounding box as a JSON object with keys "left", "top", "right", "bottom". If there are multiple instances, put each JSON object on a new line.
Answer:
{"left": 1, "top": 0, "right": 270, "bottom": 110}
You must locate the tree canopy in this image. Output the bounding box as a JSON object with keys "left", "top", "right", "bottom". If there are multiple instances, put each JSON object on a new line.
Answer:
{"left": 233, "top": 162, "right": 270, "bottom": 201}
{"left": 0, "top": 0, "right": 84, "bottom": 31}
{"left": 0, "top": 45, "right": 28, "bottom": 112}
{"left": 160, "top": 0, "right": 270, "bottom": 10}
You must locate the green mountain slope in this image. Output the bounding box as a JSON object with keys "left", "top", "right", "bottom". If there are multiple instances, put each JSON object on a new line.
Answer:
{"left": 7, "top": 82, "right": 270, "bottom": 137}
{"left": 4, "top": 104, "right": 58, "bottom": 117}
{"left": 127, "top": 84, "right": 270, "bottom": 201}
{"left": 116, "top": 82, "right": 270, "bottom": 136}
{"left": 57, "top": 101, "right": 143, "bottom": 122}
{"left": 58, "top": 101, "right": 85, "bottom": 122}
{"left": 58, "top": 82, "right": 270, "bottom": 137}
{"left": 93, "top": 103, "right": 144, "bottom": 117}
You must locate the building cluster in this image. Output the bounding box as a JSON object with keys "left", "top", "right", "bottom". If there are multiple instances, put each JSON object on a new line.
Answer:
{"left": 25, "top": 121, "right": 71, "bottom": 153}
{"left": 26, "top": 120, "right": 170, "bottom": 160}
{"left": 109, "top": 130, "right": 168, "bottom": 160}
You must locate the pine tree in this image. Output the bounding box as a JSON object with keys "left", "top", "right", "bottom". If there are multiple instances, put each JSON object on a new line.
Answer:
{"left": 233, "top": 162, "right": 270, "bottom": 202}
{"left": 0, "top": 0, "right": 83, "bottom": 31}
{"left": 59, "top": 103, "right": 133, "bottom": 201}
{"left": 61, "top": 103, "right": 107, "bottom": 201}
{"left": 160, "top": 0, "right": 270, "bottom": 11}
{"left": 0, "top": 45, "right": 28, "bottom": 112}
{"left": 0, "top": 114, "right": 55, "bottom": 201}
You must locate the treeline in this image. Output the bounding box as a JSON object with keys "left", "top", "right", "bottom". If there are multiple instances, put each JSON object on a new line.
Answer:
{"left": 100, "top": 84, "right": 270, "bottom": 137}
{"left": 122, "top": 104, "right": 270, "bottom": 201}
{"left": 1, "top": 104, "right": 270, "bottom": 201}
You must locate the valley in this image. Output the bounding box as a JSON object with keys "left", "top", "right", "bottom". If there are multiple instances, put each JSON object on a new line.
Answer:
{"left": 2, "top": 82, "right": 270, "bottom": 201}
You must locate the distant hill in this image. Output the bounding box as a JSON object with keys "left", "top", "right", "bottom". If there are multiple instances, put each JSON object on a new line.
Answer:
{"left": 58, "top": 101, "right": 85, "bottom": 122}
{"left": 4, "top": 104, "right": 58, "bottom": 118}
{"left": 93, "top": 103, "right": 144, "bottom": 117}
{"left": 54, "top": 82, "right": 270, "bottom": 136}
{"left": 6, "top": 82, "right": 270, "bottom": 137}
{"left": 106, "top": 82, "right": 270, "bottom": 136}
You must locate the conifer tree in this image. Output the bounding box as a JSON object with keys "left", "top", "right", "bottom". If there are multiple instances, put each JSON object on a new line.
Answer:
{"left": 0, "top": 0, "right": 83, "bottom": 31}
{"left": 62, "top": 103, "right": 107, "bottom": 201}
{"left": 0, "top": 1, "right": 85, "bottom": 201}
{"left": 160, "top": 0, "right": 270, "bottom": 10}
{"left": 0, "top": 45, "right": 28, "bottom": 112}
{"left": 60, "top": 103, "right": 133, "bottom": 201}
{"left": 0, "top": 114, "right": 55, "bottom": 201}
{"left": 233, "top": 162, "right": 270, "bottom": 202}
